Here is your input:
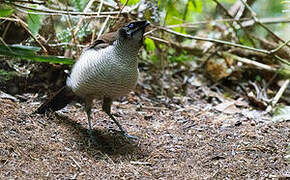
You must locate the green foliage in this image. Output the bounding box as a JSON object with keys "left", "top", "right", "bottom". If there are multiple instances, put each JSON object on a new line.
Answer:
{"left": 57, "top": 28, "right": 73, "bottom": 43}
{"left": 0, "top": 45, "right": 74, "bottom": 64}
{"left": 168, "top": 49, "right": 194, "bottom": 62}
{"left": 120, "top": 0, "right": 140, "bottom": 6}
{"left": 73, "top": 0, "right": 89, "bottom": 11}
{"left": 0, "top": 6, "right": 14, "bottom": 17}
{"left": 27, "top": 7, "right": 43, "bottom": 36}
{"left": 145, "top": 38, "right": 156, "bottom": 52}
{"left": 190, "top": 0, "right": 202, "bottom": 13}
{"left": 159, "top": 0, "right": 202, "bottom": 32}
{"left": 253, "top": 0, "right": 284, "bottom": 17}
{"left": 56, "top": 19, "right": 91, "bottom": 43}
{"left": 279, "top": 65, "right": 290, "bottom": 78}
{"left": 0, "top": 69, "right": 17, "bottom": 82}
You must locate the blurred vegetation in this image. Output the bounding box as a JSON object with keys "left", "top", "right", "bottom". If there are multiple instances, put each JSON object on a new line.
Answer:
{"left": 0, "top": 0, "right": 288, "bottom": 64}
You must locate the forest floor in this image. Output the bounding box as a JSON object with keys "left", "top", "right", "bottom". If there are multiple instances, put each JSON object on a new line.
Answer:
{"left": 0, "top": 87, "right": 289, "bottom": 179}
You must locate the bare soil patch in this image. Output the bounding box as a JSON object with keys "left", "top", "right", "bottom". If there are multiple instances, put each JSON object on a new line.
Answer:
{"left": 0, "top": 93, "right": 289, "bottom": 179}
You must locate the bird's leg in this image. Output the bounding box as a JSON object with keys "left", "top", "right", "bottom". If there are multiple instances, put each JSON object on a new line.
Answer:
{"left": 102, "top": 97, "right": 138, "bottom": 139}
{"left": 85, "top": 99, "right": 96, "bottom": 142}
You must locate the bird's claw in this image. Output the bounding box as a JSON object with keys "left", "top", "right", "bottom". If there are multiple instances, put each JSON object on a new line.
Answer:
{"left": 123, "top": 132, "right": 139, "bottom": 140}
{"left": 108, "top": 128, "right": 138, "bottom": 140}
{"left": 88, "top": 129, "right": 98, "bottom": 145}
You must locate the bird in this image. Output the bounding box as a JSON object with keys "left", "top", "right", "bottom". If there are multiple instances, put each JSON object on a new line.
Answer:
{"left": 36, "top": 20, "right": 150, "bottom": 139}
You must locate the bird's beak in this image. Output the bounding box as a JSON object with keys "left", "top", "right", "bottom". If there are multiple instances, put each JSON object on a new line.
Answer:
{"left": 139, "top": 21, "right": 150, "bottom": 30}
{"left": 131, "top": 21, "right": 150, "bottom": 35}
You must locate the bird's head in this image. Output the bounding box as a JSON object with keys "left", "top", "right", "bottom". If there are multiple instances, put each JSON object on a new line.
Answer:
{"left": 118, "top": 20, "right": 150, "bottom": 46}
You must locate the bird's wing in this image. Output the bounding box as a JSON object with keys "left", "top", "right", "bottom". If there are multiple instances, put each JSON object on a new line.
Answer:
{"left": 86, "top": 32, "right": 118, "bottom": 50}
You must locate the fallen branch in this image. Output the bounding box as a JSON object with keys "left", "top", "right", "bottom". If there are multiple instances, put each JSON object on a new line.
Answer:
{"left": 221, "top": 52, "right": 276, "bottom": 71}
{"left": 266, "top": 79, "right": 290, "bottom": 113}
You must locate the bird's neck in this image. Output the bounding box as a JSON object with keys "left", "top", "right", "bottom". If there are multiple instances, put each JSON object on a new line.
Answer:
{"left": 113, "top": 39, "right": 140, "bottom": 64}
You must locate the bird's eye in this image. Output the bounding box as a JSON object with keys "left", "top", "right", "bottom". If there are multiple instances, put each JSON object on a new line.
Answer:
{"left": 128, "top": 23, "right": 134, "bottom": 29}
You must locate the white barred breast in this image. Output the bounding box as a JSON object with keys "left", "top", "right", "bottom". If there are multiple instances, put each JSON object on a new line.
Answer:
{"left": 66, "top": 46, "right": 138, "bottom": 100}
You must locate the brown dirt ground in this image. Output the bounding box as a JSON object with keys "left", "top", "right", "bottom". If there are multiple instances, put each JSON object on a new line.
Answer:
{"left": 0, "top": 92, "right": 289, "bottom": 179}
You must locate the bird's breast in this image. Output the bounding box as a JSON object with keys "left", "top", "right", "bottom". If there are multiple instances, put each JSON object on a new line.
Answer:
{"left": 67, "top": 48, "right": 138, "bottom": 99}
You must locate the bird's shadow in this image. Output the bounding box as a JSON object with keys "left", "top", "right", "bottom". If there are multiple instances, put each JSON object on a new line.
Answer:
{"left": 53, "top": 113, "right": 147, "bottom": 160}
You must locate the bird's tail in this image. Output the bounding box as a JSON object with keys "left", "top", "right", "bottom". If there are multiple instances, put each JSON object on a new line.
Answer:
{"left": 36, "top": 86, "right": 76, "bottom": 114}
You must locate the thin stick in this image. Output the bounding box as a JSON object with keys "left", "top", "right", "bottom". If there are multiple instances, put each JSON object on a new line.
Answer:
{"left": 213, "top": 0, "right": 254, "bottom": 46}
{"left": 74, "top": 0, "right": 96, "bottom": 37}
{"left": 0, "top": 37, "right": 13, "bottom": 53}
{"left": 97, "top": 15, "right": 110, "bottom": 39}
{"left": 117, "top": 0, "right": 129, "bottom": 17}
{"left": 222, "top": 52, "right": 276, "bottom": 71}
{"left": 266, "top": 79, "right": 290, "bottom": 113}
{"left": 12, "top": 15, "right": 48, "bottom": 54}
{"left": 0, "top": 0, "right": 45, "bottom": 5}
{"left": 270, "top": 39, "right": 290, "bottom": 54}
{"left": 69, "top": 156, "right": 81, "bottom": 169}
{"left": 272, "top": 79, "right": 290, "bottom": 106}
{"left": 10, "top": 2, "right": 129, "bottom": 16}
{"left": 97, "top": 0, "right": 104, "bottom": 16}
{"left": 159, "top": 27, "right": 270, "bottom": 54}
{"left": 239, "top": 0, "right": 290, "bottom": 48}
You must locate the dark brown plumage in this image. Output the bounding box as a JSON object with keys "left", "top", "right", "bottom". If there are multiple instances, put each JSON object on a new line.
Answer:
{"left": 36, "top": 86, "right": 76, "bottom": 114}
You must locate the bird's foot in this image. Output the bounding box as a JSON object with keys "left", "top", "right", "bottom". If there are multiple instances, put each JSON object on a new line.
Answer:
{"left": 122, "top": 132, "right": 139, "bottom": 140}
{"left": 112, "top": 113, "right": 122, "bottom": 117}
{"left": 108, "top": 128, "right": 138, "bottom": 140}
{"left": 88, "top": 129, "right": 98, "bottom": 145}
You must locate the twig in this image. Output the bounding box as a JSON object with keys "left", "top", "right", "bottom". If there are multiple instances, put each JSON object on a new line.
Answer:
{"left": 69, "top": 156, "right": 81, "bottom": 169}
{"left": 148, "top": 35, "right": 170, "bottom": 44}
{"left": 221, "top": 52, "right": 277, "bottom": 71}
{"left": 11, "top": 15, "right": 48, "bottom": 54}
{"left": 242, "top": 17, "right": 290, "bottom": 27}
{"left": 9, "top": 2, "right": 130, "bottom": 16}
{"left": 271, "top": 79, "right": 290, "bottom": 106}
{"left": 270, "top": 39, "right": 290, "bottom": 54}
{"left": 47, "top": 42, "right": 86, "bottom": 48}
{"left": 266, "top": 79, "right": 290, "bottom": 113}
{"left": 213, "top": 0, "right": 253, "bottom": 45}
{"left": 144, "top": 28, "right": 158, "bottom": 36}
{"left": 74, "top": 0, "right": 96, "bottom": 37}
{"left": 148, "top": 35, "right": 203, "bottom": 57}
{"left": 65, "top": 11, "right": 80, "bottom": 56}
{"left": 1, "top": 20, "right": 10, "bottom": 39}
{"left": 117, "top": 0, "right": 129, "bottom": 17}
{"left": 130, "top": 161, "right": 152, "bottom": 166}
{"left": 14, "top": 7, "right": 112, "bottom": 18}
{"left": 159, "top": 26, "right": 270, "bottom": 54}
{"left": 97, "top": 0, "right": 104, "bottom": 16}
{"left": 239, "top": 0, "right": 290, "bottom": 49}
{"left": 274, "top": 55, "right": 290, "bottom": 66}
{"left": 95, "top": 0, "right": 118, "bottom": 9}
{"left": 97, "top": 15, "right": 110, "bottom": 39}
{"left": 0, "top": 0, "right": 45, "bottom": 5}
{"left": 0, "top": 37, "right": 13, "bottom": 53}
{"left": 166, "top": 17, "right": 290, "bottom": 28}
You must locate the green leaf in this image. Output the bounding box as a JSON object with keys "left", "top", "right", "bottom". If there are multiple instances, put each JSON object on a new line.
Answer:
{"left": 273, "top": 105, "right": 290, "bottom": 122}
{"left": 10, "top": 44, "right": 41, "bottom": 53}
{"left": 0, "top": 69, "right": 18, "bottom": 82}
{"left": 120, "top": 0, "right": 140, "bottom": 6}
{"left": 0, "top": 7, "right": 14, "bottom": 17}
{"left": 0, "top": 45, "right": 74, "bottom": 64}
{"left": 191, "top": 0, "right": 202, "bottom": 13}
{"left": 145, "top": 38, "right": 155, "bottom": 51}
{"left": 27, "top": 8, "right": 43, "bottom": 36}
